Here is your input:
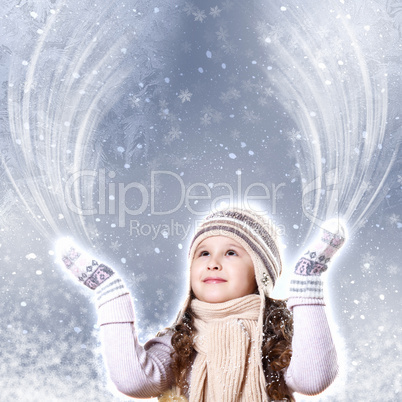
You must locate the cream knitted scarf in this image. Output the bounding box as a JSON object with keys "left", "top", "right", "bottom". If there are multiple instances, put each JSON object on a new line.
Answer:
{"left": 189, "top": 294, "right": 268, "bottom": 402}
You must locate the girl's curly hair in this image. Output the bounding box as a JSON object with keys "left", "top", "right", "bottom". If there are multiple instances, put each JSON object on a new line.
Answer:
{"left": 170, "top": 295, "right": 294, "bottom": 401}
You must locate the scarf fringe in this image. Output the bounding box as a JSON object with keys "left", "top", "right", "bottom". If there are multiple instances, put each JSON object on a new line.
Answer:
{"left": 158, "top": 387, "right": 188, "bottom": 401}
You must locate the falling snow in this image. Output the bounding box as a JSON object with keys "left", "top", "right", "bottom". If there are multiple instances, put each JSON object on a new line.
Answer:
{"left": 0, "top": 0, "right": 401, "bottom": 400}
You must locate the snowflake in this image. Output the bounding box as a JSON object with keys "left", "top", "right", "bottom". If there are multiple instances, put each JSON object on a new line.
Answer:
{"left": 159, "top": 100, "right": 169, "bottom": 109}
{"left": 181, "top": 41, "right": 192, "bottom": 53}
{"left": 263, "top": 87, "right": 274, "bottom": 97}
{"left": 128, "top": 94, "right": 141, "bottom": 109}
{"left": 241, "top": 80, "right": 255, "bottom": 93}
{"left": 255, "top": 21, "right": 267, "bottom": 34}
{"left": 397, "top": 175, "right": 402, "bottom": 185}
{"left": 268, "top": 23, "right": 284, "bottom": 41}
{"left": 166, "top": 113, "right": 178, "bottom": 123}
{"left": 257, "top": 22, "right": 284, "bottom": 45}
{"left": 178, "top": 88, "right": 192, "bottom": 103}
{"left": 231, "top": 129, "right": 241, "bottom": 140}
{"left": 164, "top": 127, "right": 182, "bottom": 144}
{"left": 109, "top": 241, "right": 121, "bottom": 252}
{"left": 360, "top": 292, "right": 370, "bottom": 304}
{"left": 386, "top": 264, "right": 398, "bottom": 275}
{"left": 221, "top": 0, "right": 233, "bottom": 11}
{"left": 257, "top": 97, "right": 268, "bottom": 106}
{"left": 200, "top": 113, "right": 212, "bottom": 126}
{"left": 388, "top": 213, "right": 400, "bottom": 225}
{"left": 156, "top": 288, "right": 164, "bottom": 301}
{"left": 228, "top": 74, "right": 239, "bottom": 84}
{"left": 200, "top": 105, "right": 215, "bottom": 116}
{"left": 168, "top": 154, "right": 189, "bottom": 168}
{"left": 242, "top": 110, "right": 260, "bottom": 123}
{"left": 275, "top": 190, "right": 285, "bottom": 200}
{"left": 37, "top": 304, "right": 52, "bottom": 319}
{"left": 286, "top": 147, "right": 297, "bottom": 159}
{"left": 361, "top": 252, "right": 376, "bottom": 273}
{"left": 193, "top": 9, "right": 207, "bottom": 23}
{"left": 126, "top": 272, "right": 148, "bottom": 289}
{"left": 360, "top": 180, "right": 375, "bottom": 193}
{"left": 227, "top": 88, "right": 241, "bottom": 100}
{"left": 316, "top": 25, "right": 330, "bottom": 38}
{"left": 145, "top": 176, "right": 164, "bottom": 194}
{"left": 0, "top": 195, "right": 23, "bottom": 231}
{"left": 216, "top": 27, "right": 229, "bottom": 41}
{"left": 287, "top": 128, "right": 302, "bottom": 142}
{"left": 88, "top": 225, "right": 102, "bottom": 239}
{"left": 135, "top": 272, "right": 148, "bottom": 283}
{"left": 211, "top": 111, "right": 223, "bottom": 123}
{"left": 222, "top": 41, "right": 236, "bottom": 54}
{"left": 158, "top": 108, "right": 169, "bottom": 120}
{"left": 183, "top": 2, "right": 196, "bottom": 16}
{"left": 245, "top": 49, "right": 254, "bottom": 58}
{"left": 219, "top": 91, "right": 232, "bottom": 103}
{"left": 290, "top": 33, "right": 304, "bottom": 50}
{"left": 209, "top": 6, "right": 222, "bottom": 18}
{"left": 329, "top": 36, "right": 345, "bottom": 56}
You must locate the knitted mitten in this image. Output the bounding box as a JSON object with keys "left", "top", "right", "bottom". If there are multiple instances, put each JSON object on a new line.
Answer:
{"left": 56, "top": 238, "right": 129, "bottom": 308}
{"left": 289, "top": 219, "right": 346, "bottom": 304}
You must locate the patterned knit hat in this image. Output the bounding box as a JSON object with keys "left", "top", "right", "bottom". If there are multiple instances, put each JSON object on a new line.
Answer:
{"left": 188, "top": 208, "right": 282, "bottom": 297}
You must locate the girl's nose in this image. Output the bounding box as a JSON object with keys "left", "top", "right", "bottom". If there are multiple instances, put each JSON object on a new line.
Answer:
{"left": 207, "top": 258, "right": 222, "bottom": 270}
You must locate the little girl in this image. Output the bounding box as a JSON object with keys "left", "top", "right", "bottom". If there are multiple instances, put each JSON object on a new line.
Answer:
{"left": 58, "top": 208, "right": 345, "bottom": 401}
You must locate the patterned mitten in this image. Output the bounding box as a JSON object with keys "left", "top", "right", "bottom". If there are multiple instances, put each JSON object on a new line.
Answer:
{"left": 56, "top": 237, "right": 129, "bottom": 308}
{"left": 289, "top": 219, "right": 346, "bottom": 304}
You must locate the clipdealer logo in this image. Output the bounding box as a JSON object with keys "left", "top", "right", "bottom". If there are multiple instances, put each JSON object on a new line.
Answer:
{"left": 64, "top": 169, "right": 286, "bottom": 228}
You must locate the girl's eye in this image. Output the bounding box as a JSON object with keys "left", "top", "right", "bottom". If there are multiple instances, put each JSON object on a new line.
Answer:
{"left": 226, "top": 250, "right": 237, "bottom": 256}
{"left": 200, "top": 251, "right": 209, "bottom": 257}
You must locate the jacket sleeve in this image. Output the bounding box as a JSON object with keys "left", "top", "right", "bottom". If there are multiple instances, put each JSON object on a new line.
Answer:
{"left": 284, "top": 303, "right": 339, "bottom": 396}
{"left": 97, "top": 294, "right": 175, "bottom": 398}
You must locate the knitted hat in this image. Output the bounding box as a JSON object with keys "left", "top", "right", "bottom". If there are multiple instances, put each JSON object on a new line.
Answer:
{"left": 173, "top": 207, "right": 283, "bottom": 325}
{"left": 188, "top": 208, "right": 282, "bottom": 296}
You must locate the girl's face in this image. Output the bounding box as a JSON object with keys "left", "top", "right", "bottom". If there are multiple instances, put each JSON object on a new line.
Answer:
{"left": 190, "top": 235, "right": 257, "bottom": 303}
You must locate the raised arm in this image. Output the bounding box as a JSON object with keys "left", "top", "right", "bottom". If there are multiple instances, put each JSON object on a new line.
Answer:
{"left": 98, "top": 295, "right": 174, "bottom": 398}
{"left": 57, "top": 239, "right": 174, "bottom": 398}
{"left": 284, "top": 220, "right": 346, "bottom": 395}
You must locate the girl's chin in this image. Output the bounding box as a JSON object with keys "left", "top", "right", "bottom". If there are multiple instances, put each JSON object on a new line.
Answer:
{"left": 196, "top": 293, "right": 239, "bottom": 304}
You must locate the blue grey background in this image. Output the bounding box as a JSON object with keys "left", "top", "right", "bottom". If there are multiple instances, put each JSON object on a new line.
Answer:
{"left": 0, "top": 1, "right": 401, "bottom": 400}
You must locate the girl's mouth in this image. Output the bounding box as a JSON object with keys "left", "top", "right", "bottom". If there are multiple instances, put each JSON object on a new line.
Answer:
{"left": 203, "top": 277, "right": 227, "bottom": 284}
